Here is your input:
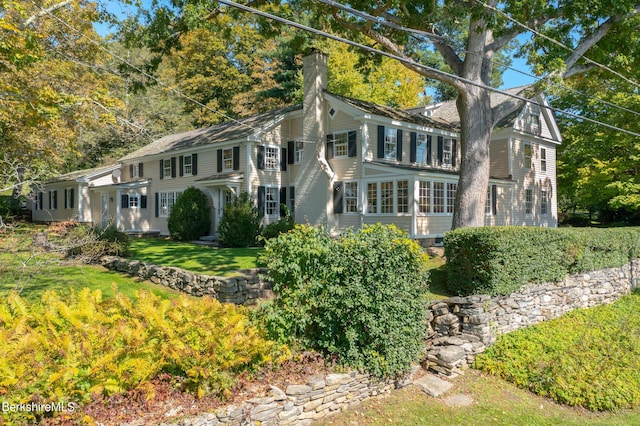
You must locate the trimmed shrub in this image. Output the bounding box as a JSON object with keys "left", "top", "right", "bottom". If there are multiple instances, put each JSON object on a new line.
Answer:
{"left": 168, "top": 187, "right": 211, "bottom": 241}
{"left": 0, "top": 288, "right": 287, "bottom": 423}
{"left": 475, "top": 291, "right": 640, "bottom": 411}
{"left": 218, "top": 192, "right": 263, "bottom": 247}
{"left": 261, "top": 204, "right": 294, "bottom": 241}
{"left": 444, "top": 226, "right": 640, "bottom": 296}
{"left": 257, "top": 224, "right": 430, "bottom": 378}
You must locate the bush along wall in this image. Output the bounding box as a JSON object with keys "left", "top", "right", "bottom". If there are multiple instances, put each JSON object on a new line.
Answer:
{"left": 444, "top": 226, "right": 640, "bottom": 296}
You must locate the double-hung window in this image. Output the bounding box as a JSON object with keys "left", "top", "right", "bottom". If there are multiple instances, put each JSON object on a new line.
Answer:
{"left": 129, "top": 194, "right": 140, "bottom": 209}
{"left": 295, "top": 141, "right": 304, "bottom": 163}
{"left": 223, "top": 148, "right": 233, "bottom": 171}
{"left": 265, "top": 187, "right": 278, "bottom": 216}
{"left": 485, "top": 187, "right": 492, "bottom": 215}
{"left": 524, "top": 143, "right": 532, "bottom": 169}
{"left": 159, "top": 191, "right": 181, "bottom": 217}
{"left": 442, "top": 138, "right": 453, "bottom": 167}
{"left": 540, "top": 190, "right": 548, "bottom": 215}
{"left": 540, "top": 148, "right": 547, "bottom": 172}
{"left": 183, "top": 155, "right": 193, "bottom": 175}
{"left": 446, "top": 183, "right": 457, "bottom": 213}
{"left": 265, "top": 147, "right": 279, "bottom": 170}
{"left": 380, "top": 182, "right": 394, "bottom": 213}
{"left": 433, "top": 182, "right": 445, "bottom": 213}
{"left": 384, "top": 128, "right": 397, "bottom": 160}
{"left": 163, "top": 159, "right": 173, "bottom": 179}
{"left": 419, "top": 181, "right": 431, "bottom": 213}
{"left": 416, "top": 134, "right": 430, "bottom": 165}
{"left": 367, "top": 183, "right": 378, "bottom": 213}
{"left": 397, "top": 180, "right": 409, "bottom": 213}
{"left": 344, "top": 182, "right": 358, "bottom": 213}
{"left": 333, "top": 133, "right": 348, "bottom": 157}
{"left": 525, "top": 188, "right": 533, "bottom": 214}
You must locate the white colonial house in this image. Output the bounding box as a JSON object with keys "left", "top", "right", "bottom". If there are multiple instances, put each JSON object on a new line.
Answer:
{"left": 31, "top": 49, "right": 561, "bottom": 243}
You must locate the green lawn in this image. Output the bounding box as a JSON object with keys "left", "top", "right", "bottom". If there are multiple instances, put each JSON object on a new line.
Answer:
{"left": 127, "top": 238, "right": 264, "bottom": 277}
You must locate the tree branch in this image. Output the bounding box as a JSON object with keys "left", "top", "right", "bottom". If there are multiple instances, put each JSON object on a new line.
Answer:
{"left": 24, "top": 0, "right": 73, "bottom": 28}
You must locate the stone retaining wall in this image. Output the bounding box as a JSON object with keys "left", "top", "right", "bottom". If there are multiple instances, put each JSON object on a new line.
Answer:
{"left": 100, "top": 256, "right": 273, "bottom": 305}
{"left": 157, "top": 372, "right": 400, "bottom": 426}
{"left": 423, "top": 259, "right": 640, "bottom": 377}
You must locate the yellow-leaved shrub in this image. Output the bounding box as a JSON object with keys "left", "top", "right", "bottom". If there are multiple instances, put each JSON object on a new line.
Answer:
{"left": 0, "top": 288, "right": 288, "bottom": 422}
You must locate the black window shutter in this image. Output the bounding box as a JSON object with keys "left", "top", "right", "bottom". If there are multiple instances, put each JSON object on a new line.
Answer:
{"left": 377, "top": 125, "right": 385, "bottom": 158}
{"left": 279, "top": 187, "right": 287, "bottom": 217}
{"left": 155, "top": 193, "right": 159, "bottom": 217}
{"left": 427, "top": 135, "right": 432, "bottom": 165}
{"left": 139, "top": 162, "right": 144, "bottom": 177}
{"left": 348, "top": 131, "right": 357, "bottom": 157}
{"left": 257, "top": 186, "right": 265, "bottom": 215}
{"left": 287, "top": 141, "right": 295, "bottom": 164}
{"left": 452, "top": 139, "right": 458, "bottom": 167}
{"left": 179, "top": 155, "right": 184, "bottom": 177}
{"left": 326, "top": 134, "right": 334, "bottom": 160}
{"left": 70, "top": 188, "right": 74, "bottom": 209}
{"left": 121, "top": 194, "right": 129, "bottom": 209}
{"left": 397, "top": 129, "right": 403, "bottom": 161}
{"left": 48, "top": 191, "right": 52, "bottom": 209}
{"left": 192, "top": 153, "right": 198, "bottom": 175}
{"left": 289, "top": 186, "right": 295, "bottom": 215}
{"left": 333, "top": 181, "right": 344, "bottom": 214}
{"left": 64, "top": 189, "right": 68, "bottom": 209}
{"left": 437, "top": 136, "right": 444, "bottom": 165}
{"left": 141, "top": 195, "right": 148, "bottom": 209}
{"left": 257, "top": 145, "right": 265, "bottom": 170}
{"left": 171, "top": 157, "right": 177, "bottom": 178}
{"left": 281, "top": 148, "right": 287, "bottom": 171}
{"left": 217, "top": 149, "right": 223, "bottom": 172}
{"left": 492, "top": 185, "right": 498, "bottom": 216}
{"left": 232, "top": 147, "right": 240, "bottom": 170}
{"left": 159, "top": 159, "right": 164, "bottom": 179}
{"left": 410, "top": 132, "right": 417, "bottom": 163}
{"left": 129, "top": 164, "right": 134, "bottom": 179}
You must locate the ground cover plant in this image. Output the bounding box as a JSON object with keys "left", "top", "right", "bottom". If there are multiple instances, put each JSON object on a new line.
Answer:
{"left": 474, "top": 290, "right": 640, "bottom": 411}
{"left": 257, "top": 224, "right": 430, "bottom": 378}
{"left": 0, "top": 288, "right": 288, "bottom": 424}
{"left": 127, "top": 238, "right": 262, "bottom": 276}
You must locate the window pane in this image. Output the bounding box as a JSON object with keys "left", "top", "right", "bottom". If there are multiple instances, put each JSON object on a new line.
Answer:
{"left": 367, "top": 183, "right": 377, "bottom": 213}
{"left": 381, "top": 181, "right": 394, "bottom": 213}
{"left": 265, "top": 147, "right": 279, "bottom": 169}
{"left": 446, "top": 183, "right": 457, "bottom": 213}
{"left": 433, "top": 182, "right": 444, "bottom": 213}
{"left": 266, "top": 187, "right": 278, "bottom": 215}
{"left": 295, "top": 141, "right": 304, "bottom": 162}
{"left": 223, "top": 149, "right": 233, "bottom": 170}
{"left": 384, "top": 128, "right": 397, "bottom": 160}
{"left": 334, "top": 133, "right": 348, "bottom": 157}
{"left": 419, "top": 181, "right": 431, "bottom": 213}
{"left": 397, "top": 180, "right": 408, "bottom": 213}
{"left": 524, "top": 144, "right": 532, "bottom": 169}
{"left": 416, "top": 134, "right": 429, "bottom": 164}
{"left": 525, "top": 189, "right": 533, "bottom": 214}
{"left": 443, "top": 139, "right": 453, "bottom": 166}
{"left": 344, "top": 182, "right": 358, "bottom": 213}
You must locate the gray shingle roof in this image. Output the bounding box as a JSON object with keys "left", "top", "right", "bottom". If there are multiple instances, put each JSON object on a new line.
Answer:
{"left": 48, "top": 164, "right": 118, "bottom": 183}
{"left": 328, "top": 92, "right": 459, "bottom": 131}
{"left": 120, "top": 104, "right": 303, "bottom": 161}
{"left": 424, "top": 86, "right": 533, "bottom": 128}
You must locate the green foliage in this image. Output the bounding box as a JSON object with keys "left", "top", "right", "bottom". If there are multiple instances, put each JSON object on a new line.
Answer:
{"left": 167, "top": 187, "right": 211, "bottom": 242}
{"left": 475, "top": 291, "right": 640, "bottom": 411}
{"left": 66, "top": 224, "right": 131, "bottom": 261}
{"left": 218, "top": 192, "right": 263, "bottom": 248}
{"left": 257, "top": 224, "right": 430, "bottom": 377}
{"left": 0, "top": 288, "right": 286, "bottom": 423}
{"left": 444, "top": 226, "right": 640, "bottom": 296}
{"left": 261, "top": 204, "right": 295, "bottom": 241}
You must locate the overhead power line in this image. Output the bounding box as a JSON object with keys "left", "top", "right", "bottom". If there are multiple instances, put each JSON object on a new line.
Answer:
{"left": 475, "top": 0, "right": 640, "bottom": 91}
{"left": 317, "top": 0, "right": 640, "bottom": 118}
{"left": 218, "top": 0, "right": 640, "bottom": 137}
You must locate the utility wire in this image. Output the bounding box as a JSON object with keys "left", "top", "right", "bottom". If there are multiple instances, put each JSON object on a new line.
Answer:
{"left": 317, "top": 0, "right": 640, "bottom": 117}
{"left": 475, "top": 0, "right": 640, "bottom": 90}
{"left": 218, "top": 0, "right": 640, "bottom": 137}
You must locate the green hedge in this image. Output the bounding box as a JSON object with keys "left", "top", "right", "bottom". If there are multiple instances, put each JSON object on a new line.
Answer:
{"left": 444, "top": 226, "right": 640, "bottom": 296}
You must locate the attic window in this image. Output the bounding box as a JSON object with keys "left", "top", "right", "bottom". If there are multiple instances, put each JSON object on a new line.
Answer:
{"left": 329, "top": 107, "right": 336, "bottom": 118}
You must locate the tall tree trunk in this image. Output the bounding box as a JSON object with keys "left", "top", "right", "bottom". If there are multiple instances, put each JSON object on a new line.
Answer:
{"left": 452, "top": 85, "right": 493, "bottom": 229}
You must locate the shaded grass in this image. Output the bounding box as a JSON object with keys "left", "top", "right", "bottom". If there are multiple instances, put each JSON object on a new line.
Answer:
{"left": 128, "top": 238, "right": 263, "bottom": 277}
{"left": 425, "top": 255, "right": 452, "bottom": 301}
{"left": 317, "top": 369, "right": 640, "bottom": 425}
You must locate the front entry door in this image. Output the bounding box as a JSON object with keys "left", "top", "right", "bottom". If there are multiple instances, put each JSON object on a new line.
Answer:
{"left": 100, "top": 194, "right": 109, "bottom": 227}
